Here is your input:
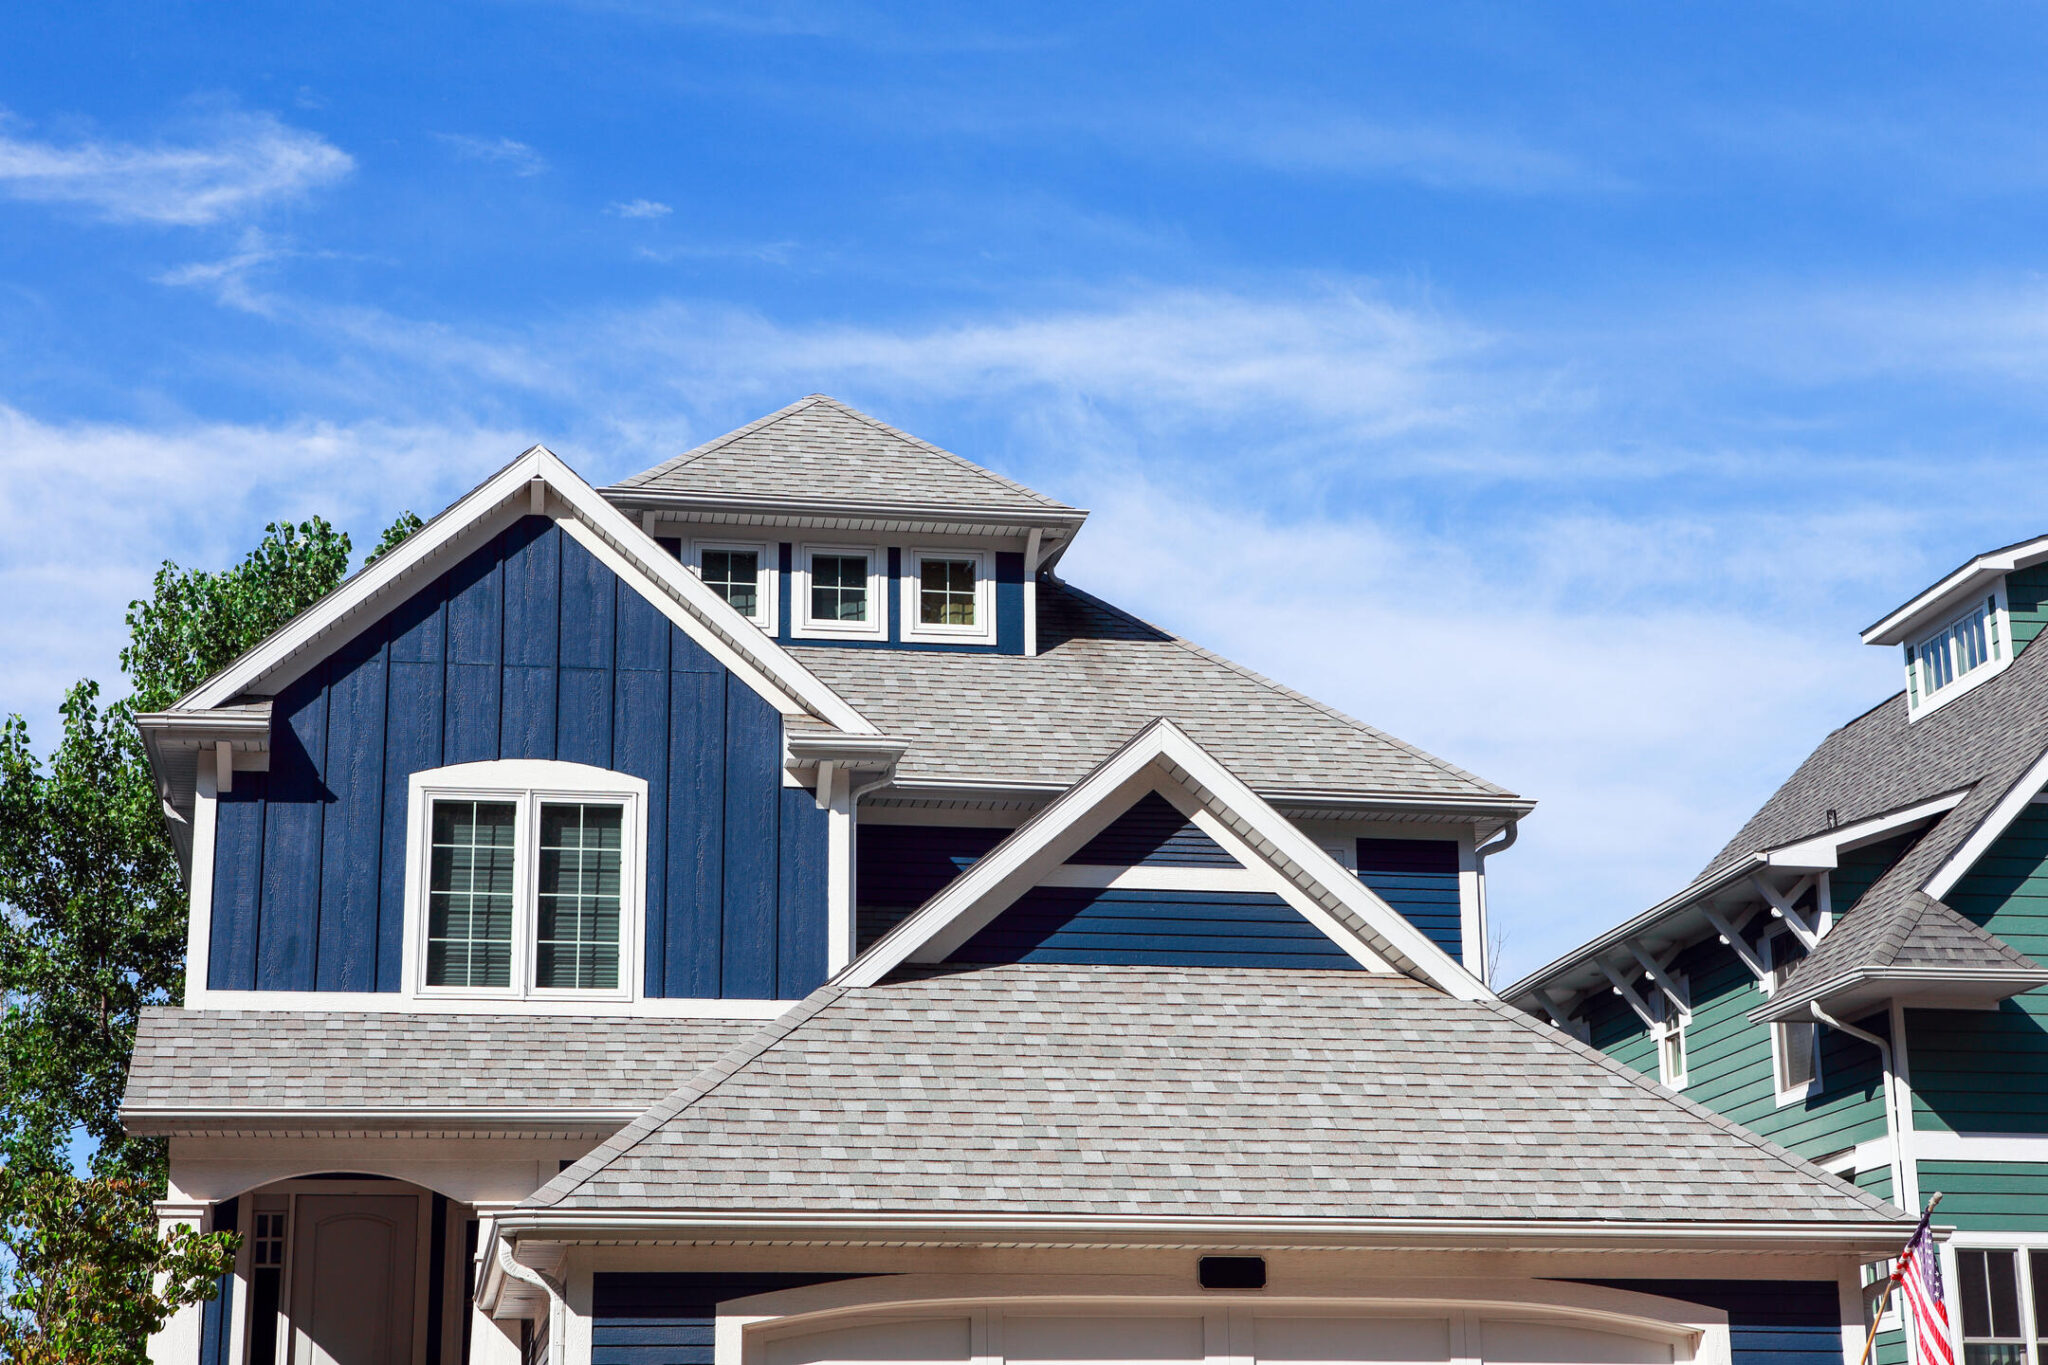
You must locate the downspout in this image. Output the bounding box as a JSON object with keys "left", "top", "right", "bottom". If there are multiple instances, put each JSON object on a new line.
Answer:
{"left": 1472, "top": 820, "right": 1519, "bottom": 987}
{"left": 495, "top": 1238, "right": 567, "bottom": 1365}
{"left": 1811, "top": 1002, "right": 1913, "bottom": 1209}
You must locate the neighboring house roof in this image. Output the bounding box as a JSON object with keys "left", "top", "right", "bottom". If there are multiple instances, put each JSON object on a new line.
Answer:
{"left": 607, "top": 394, "right": 1081, "bottom": 519}
{"left": 1507, "top": 595, "right": 2048, "bottom": 1017}
{"left": 119, "top": 1008, "right": 758, "bottom": 1134}
{"left": 794, "top": 581, "right": 1523, "bottom": 811}
{"left": 525, "top": 964, "right": 1902, "bottom": 1231}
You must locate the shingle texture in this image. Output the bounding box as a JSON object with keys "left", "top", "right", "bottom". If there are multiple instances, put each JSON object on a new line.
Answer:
{"left": 793, "top": 582, "right": 1514, "bottom": 802}
{"left": 121, "top": 1008, "right": 757, "bottom": 1113}
{"left": 533, "top": 964, "right": 1899, "bottom": 1225}
{"left": 609, "top": 395, "right": 1077, "bottom": 514}
{"left": 1687, "top": 630, "right": 2048, "bottom": 1000}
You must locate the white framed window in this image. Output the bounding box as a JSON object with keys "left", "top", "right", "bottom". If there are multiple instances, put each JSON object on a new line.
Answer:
{"left": 1651, "top": 982, "right": 1690, "bottom": 1089}
{"left": 794, "top": 544, "right": 886, "bottom": 639}
{"left": 402, "top": 760, "right": 646, "bottom": 1002}
{"left": 690, "top": 539, "right": 775, "bottom": 630}
{"left": 1908, "top": 584, "right": 2012, "bottom": 718}
{"left": 1763, "top": 930, "right": 1821, "bottom": 1104}
{"left": 1954, "top": 1246, "right": 2048, "bottom": 1365}
{"left": 901, "top": 548, "right": 996, "bottom": 645}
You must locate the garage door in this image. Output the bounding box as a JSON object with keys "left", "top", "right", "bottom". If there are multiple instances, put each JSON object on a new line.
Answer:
{"left": 758, "top": 1310, "right": 1686, "bottom": 1365}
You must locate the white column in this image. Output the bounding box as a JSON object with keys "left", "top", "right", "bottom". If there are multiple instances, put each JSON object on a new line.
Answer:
{"left": 149, "top": 1199, "right": 210, "bottom": 1365}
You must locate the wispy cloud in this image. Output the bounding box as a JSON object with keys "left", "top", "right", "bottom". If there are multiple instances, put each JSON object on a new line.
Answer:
{"left": 0, "top": 108, "right": 351, "bottom": 226}
{"left": 608, "top": 197, "right": 672, "bottom": 218}
{"left": 154, "top": 227, "right": 292, "bottom": 313}
{"left": 1184, "top": 107, "right": 1623, "bottom": 194}
{"left": 435, "top": 133, "right": 549, "bottom": 176}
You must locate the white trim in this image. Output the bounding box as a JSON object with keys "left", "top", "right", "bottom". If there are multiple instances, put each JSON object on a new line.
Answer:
{"left": 1033, "top": 864, "right": 1270, "bottom": 892}
{"left": 1915, "top": 1132, "right": 2048, "bottom": 1163}
{"left": 687, "top": 536, "right": 777, "bottom": 632}
{"left": 1766, "top": 792, "right": 1969, "bottom": 870}
{"left": 165, "top": 988, "right": 792, "bottom": 1017}
{"left": 176, "top": 444, "right": 876, "bottom": 736}
{"left": 401, "top": 760, "right": 645, "bottom": 1005}
{"left": 1023, "top": 528, "right": 1042, "bottom": 657}
{"left": 824, "top": 766, "right": 855, "bottom": 972}
{"left": 1864, "top": 536, "right": 2048, "bottom": 644}
{"left": 1927, "top": 744, "right": 2048, "bottom": 899}
{"left": 792, "top": 542, "right": 888, "bottom": 640}
{"left": 1905, "top": 580, "right": 2013, "bottom": 721}
{"left": 184, "top": 768, "right": 219, "bottom": 1006}
{"left": 1891, "top": 998, "right": 1921, "bottom": 1211}
{"left": 900, "top": 546, "right": 996, "bottom": 646}
{"left": 840, "top": 718, "right": 1489, "bottom": 999}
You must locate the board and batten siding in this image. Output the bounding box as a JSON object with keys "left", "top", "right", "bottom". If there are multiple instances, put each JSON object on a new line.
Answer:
{"left": 1584, "top": 932, "right": 1889, "bottom": 1158}
{"left": 208, "top": 515, "right": 828, "bottom": 1000}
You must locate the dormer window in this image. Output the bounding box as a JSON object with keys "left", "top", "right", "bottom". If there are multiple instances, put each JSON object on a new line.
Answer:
{"left": 920, "top": 558, "right": 978, "bottom": 625}
{"left": 795, "top": 544, "right": 887, "bottom": 639}
{"left": 690, "top": 539, "right": 774, "bottom": 629}
{"left": 812, "top": 553, "right": 869, "bottom": 621}
{"left": 1905, "top": 585, "right": 2011, "bottom": 717}
{"left": 903, "top": 548, "right": 996, "bottom": 645}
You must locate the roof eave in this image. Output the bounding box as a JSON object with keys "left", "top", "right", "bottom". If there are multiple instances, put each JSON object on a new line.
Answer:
{"left": 601, "top": 487, "right": 1089, "bottom": 532}
{"left": 1862, "top": 533, "right": 2048, "bottom": 644}
{"left": 1747, "top": 965, "right": 2048, "bottom": 1024}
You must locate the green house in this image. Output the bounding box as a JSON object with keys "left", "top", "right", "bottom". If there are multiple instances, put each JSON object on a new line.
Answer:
{"left": 1506, "top": 535, "right": 2048, "bottom": 1365}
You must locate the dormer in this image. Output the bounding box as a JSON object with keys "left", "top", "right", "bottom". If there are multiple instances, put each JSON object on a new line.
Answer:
{"left": 601, "top": 395, "right": 1089, "bottom": 656}
{"left": 1862, "top": 532, "right": 2048, "bottom": 719}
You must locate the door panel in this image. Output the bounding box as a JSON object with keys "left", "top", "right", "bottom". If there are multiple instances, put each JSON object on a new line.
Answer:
{"left": 1255, "top": 1316, "right": 1452, "bottom": 1363}
{"left": 763, "top": 1316, "right": 973, "bottom": 1365}
{"left": 289, "top": 1195, "right": 419, "bottom": 1365}
{"left": 1004, "top": 1315, "right": 1206, "bottom": 1364}
{"left": 1478, "top": 1320, "right": 1675, "bottom": 1365}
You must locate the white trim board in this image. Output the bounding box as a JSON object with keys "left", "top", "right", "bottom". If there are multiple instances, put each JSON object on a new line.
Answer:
{"left": 175, "top": 445, "right": 875, "bottom": 736}
{"left": 176, "top": 988, "right": 794, "bottom": 1019}
{"left": 1765, "top": 791, "right": 1967, "bottom": 870}
{"left": 1926, "top": 744, "right": 2048, "bottom": 900}
{"left": 1913, "top": 1132, "right": 2048, "bottom": 1164}
{"left": 839, "top": 718, "right": 1488, "bottom": 999}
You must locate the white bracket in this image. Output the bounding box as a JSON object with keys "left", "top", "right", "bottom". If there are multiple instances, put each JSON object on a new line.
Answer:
{"left": 528, "top": 477, "right": 548, "bottom": 516}
{"left": 1625, "top": 942, "right": 1690, "bottom": 1014}
{"left": 1703, "top": 907, "right": 1769, "bottom": 983}
{"left": 214, "top": 740, "right": 233, "bottom": 795}
{"left": 1596, "top": 958, "right": 1659, "bottom": 1030}
{"left": 1751, "top": 874, "right": 1819, "bottom": 950}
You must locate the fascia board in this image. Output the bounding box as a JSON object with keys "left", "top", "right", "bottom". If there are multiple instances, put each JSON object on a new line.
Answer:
{"left": 490, "top": 1209, "right": 1915, "bottom": 1254}
{"left": 1862, "top": 534, "right": 2048, "bottom": 644}
{"left": 602, "top": 487, "right": 1089, "bottom": 530}
{"left": 1926, "top": 746, "right": 2048, "bottom": 900}
{"left": 175, "top": 446, "right": 877, "bottom": 736}
{"left": 1747, "top": 964, "right": 2048, "bottom": 1024}
{"left": 1764, "top": 790, "right": 1968, "bottom": 870}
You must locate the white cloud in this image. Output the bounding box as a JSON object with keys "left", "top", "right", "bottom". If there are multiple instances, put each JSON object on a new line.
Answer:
{"left": 154, "top": 227, "right": 291, "bottom": 313}
{"left": 608, "top": 197, "right": 673, "bottom": 219}
{"left": 435, "top": 134, "right": 549, "bottom": 176}
{"left": 1186, "top": 108, "right": 1623, "bottom": 194}
{"left": 0, "top": 109, "right": 352, "bottom": 226}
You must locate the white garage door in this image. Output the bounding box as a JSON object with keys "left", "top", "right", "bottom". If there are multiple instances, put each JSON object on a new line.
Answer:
{"left": 756, "top": 1310, "right": 1686, "bottom": 1365}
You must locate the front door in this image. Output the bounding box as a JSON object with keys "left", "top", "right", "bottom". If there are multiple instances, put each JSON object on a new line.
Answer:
{"left": 288, "top": 1195, "right": 420, "bottom": 1365}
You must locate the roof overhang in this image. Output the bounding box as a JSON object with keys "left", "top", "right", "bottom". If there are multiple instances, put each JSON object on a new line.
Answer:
{"left": 1863, "top": 533, "right": 2048, "bottom": 645}
{"left": 1748, "top": 964, "right": 2048, "bottom": 1024}
{"left": 784, "top": 730, "right": 910, "bottom": 774}
{"left": 120, "top": 1105, "right": 639, "bottom": 1139}
{"left": 133, "top": 702, "right": 275, "bottom": 872}
{"left": 602, "top": 488, "right": 1090, "bottom": 562}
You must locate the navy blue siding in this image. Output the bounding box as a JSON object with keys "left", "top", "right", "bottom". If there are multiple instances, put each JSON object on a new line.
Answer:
{"left": 1575, "top": 1281, "right": 1844, "bottom": 1365}
{"left": 1069, "top": 792, "right": 1237, "bottom": 866}
{"left": 1357, "top": 838, "right": 1462, "bottom": 961}
{"left": 996, "top": 550, "right": 1025, "bottom": 655}
{"left": 592, "top": 1273, "right": 869, "bottom": 1365}
{"left": 887, "top": 546, "right": 903, "bottom": 642}
{"left": 948, "top": 886, "right": 1363, "bottom": 968}
{"left": 856, "top": 823, "right": 1011, "bottom": 949}
{"left": 208, "top": 517, "right": 827, "bottom": 999}
{"left": 197, "top": 1197, "right": 238, "bottom": 1365}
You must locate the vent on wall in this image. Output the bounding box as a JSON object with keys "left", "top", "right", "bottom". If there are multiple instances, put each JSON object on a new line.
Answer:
{"left": 1198, "top": 1256, "right": 1266, "bottom": 1290}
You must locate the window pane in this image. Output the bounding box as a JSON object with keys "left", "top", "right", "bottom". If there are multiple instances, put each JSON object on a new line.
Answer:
{"left": 811, "top": 554, "right": 868, "bottom": 622}
{"left": 1779, "top": 1021, "right": 1816, "bottom": 1089}
{"left": 919, "top": 558, "right": 977, "bottom": 626}
{"left": 427, "top": 801, "right": 516, "bottom": 988}
{"left": 701, "top": 549, "right": 759, "bottom": 617}
{"left": 535, "top": 803, "right": 622, "bottom": 990}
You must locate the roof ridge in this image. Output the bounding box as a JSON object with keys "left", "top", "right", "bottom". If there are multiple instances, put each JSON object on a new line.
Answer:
{"left": 806, "top": 394, "right": 1068, "bottom": 510}
{"left": 609, "top": 395, "right": 824, "bottom": 490}
{"left": 1051, "top": 577, "right": 1513, "bottom": 799}
{"left": 525, "top": 982, "right": 850, "bottom": 1208}
{"left": 1478, "top": 998, "right": 1905, "bottom": 1219}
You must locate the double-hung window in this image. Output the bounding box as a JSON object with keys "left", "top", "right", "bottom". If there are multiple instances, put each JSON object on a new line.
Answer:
{"left": 408, "top": 761, "right": 644, "bottom": 1001}
{"left": 1956, "top": 1247, "right": 2048, "bottom": 1365}
{"left": 1763, "top": 929, "right": 1822, "bottom": 1104}
{"left": 903, "top": 548, "right": 995, "bottom": 644}
{"left": 1651, "top": 983, "right": 1689, "bottom": 1089}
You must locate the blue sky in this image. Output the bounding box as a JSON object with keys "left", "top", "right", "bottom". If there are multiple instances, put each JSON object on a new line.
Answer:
{"left": 5, "top": 2, "right": 2048, "bottom": 981}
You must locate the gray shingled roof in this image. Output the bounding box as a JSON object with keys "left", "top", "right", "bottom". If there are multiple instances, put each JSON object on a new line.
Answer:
{"left": 608, "top": 395, "right": 1078, "bottom": 515}
{"left": 793, "top": 582, "right": 1517, "bottom": 804}
{"left": 1754, "top": 891, "right": 2048, "bottom": 1021}
{"left": 530, "top": 964, "right": 1900, "bottom": 1225}
{"left": 120, "top": 1008, "right": 758, "bottom": 1122}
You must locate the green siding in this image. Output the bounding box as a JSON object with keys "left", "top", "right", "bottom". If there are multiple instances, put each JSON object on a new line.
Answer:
{"left": 1853, "top": 1162, "right": 1893, "bottom": 1205}
{"left": 1831, "top": 832, "right": 1920, "bottom": 919}
{"left": 2007, "top": 563, "right": 2048, "bottom": 654}
{"left": 1916, "top": 1161, "right": 2048, "bottom": 1230}
{"left": 1584, "top": 933, "right": 1890, "bottom": 1159}
{"left": 1909, "top": 806, "right": 2048, "bottom": 1134}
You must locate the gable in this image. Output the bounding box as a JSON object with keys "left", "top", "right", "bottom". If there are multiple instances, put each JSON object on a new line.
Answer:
{"left": 207, "top": 517, "right": 828, "bottom": 1000}
{"left": 1066, "top": 791, "right": 1234, "bottom": 866}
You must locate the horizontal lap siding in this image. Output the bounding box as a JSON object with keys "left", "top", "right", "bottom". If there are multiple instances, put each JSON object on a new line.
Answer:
{"left": 1067, "top": 792, "right": 1236, "bottom": 866}
{"left": 948, "top": 886, "right": 1362, "bottom": 968}
{"left": 1586, "top": 935, "right": 1888, "bottom": 1156}
{"left": 1917, "top": 1161, "right": 2048, "bottom": 1230}
{"left": 2007, "top": 563, "right": 2048, "bottom": 654}
{"left": 208, "top": 517, "right": 828, "bottom": 998}
{"left": 1912, "top": 807, "right": 2048, "bottom": 1134}
{"left": 1575, "top": 1281, "right": 1845, "bottom": 1365}
{"left": 592, "top": 1273, "right": 867, "bottom": 1365}
{"left": 855, "top": 824, "right": 1010, "bottom": 950}
{"left": 1356, "top": 838, "right": 1461, "bottom": 962}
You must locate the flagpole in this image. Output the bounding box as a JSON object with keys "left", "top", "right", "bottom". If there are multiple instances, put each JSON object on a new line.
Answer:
{"left": 1853, "top": 1193, "right": 1945, "bottom": 1365}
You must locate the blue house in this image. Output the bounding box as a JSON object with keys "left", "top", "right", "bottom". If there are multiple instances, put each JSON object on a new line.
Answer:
{"left": 126, "top": 395, "right": 1913, "bottom": 1365}
{"left": 1504, "top": 536, "right": 2048, "bottom": 1365}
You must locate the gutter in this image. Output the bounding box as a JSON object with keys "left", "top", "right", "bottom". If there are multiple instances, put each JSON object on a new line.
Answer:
{"left": 1748, "top": 964, "right": 2048, "bottom": 1025}
{"left": 1472, "top": 819, "right": 1519, "bottom": 986}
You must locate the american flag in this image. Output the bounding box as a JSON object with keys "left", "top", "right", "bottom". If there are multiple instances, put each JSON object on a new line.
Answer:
{"left": 1895, "top": 1207, "right": 1953, "bottom": 1365}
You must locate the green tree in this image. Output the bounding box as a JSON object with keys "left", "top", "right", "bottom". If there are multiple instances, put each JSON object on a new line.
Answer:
{"left": 0, "top": 512, "right": 414, "bottom": 1359}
